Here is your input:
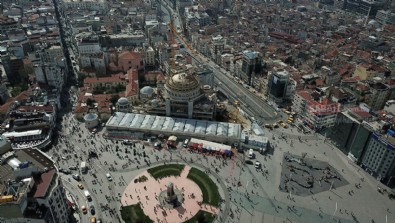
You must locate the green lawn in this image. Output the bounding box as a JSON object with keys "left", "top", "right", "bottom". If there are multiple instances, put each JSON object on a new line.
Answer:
{"left": 147, "top": 164, "right": 185, "bottom": 179}
{"left": 187, "top": 167, "right": 221, "bottom": 207}
{"left": 120, "top": 204, "right": 153, "bottom": 223}
{"left": 185, "top": 210, "right": 217, "bottom": 223}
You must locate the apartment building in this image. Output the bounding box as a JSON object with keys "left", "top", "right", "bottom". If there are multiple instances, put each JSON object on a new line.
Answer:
{"left": 362, "top": 131, "right": 395, "bottom": 183}
{"left": 211, "top": 35, "right": 225, "bottom": 64}
{"left": 240, "top": 50, "right": 261, "bottom": 85}
{"left": 267, "top": 70, "right": 295, "bottom": 104}
{"left": 61, "top": 0, "right": 109, "bottom": 12}
{"left": 376, "top": 10, "right": 395, "bottom": 25}
{"left": 293, "top": 90, "right": 340, "bottom": 130}
{"left": 0, "top": 148, "right": 69, "bottom": 223}
{"left": 143, "top": 46, "right": 155, "bottom": 67}
{"left": 34, "top": 65, "right": 65, "bottom": 89}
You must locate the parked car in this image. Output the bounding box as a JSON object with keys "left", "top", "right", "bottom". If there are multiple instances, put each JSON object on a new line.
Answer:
{"left": 248, "top": 149, "right": 254, "bottom": 159}
{"left": 122, "top": 140, "right": 133, "bottom": 145}
{"left": 106, "top": 173, "right": 112, "bottom": 181}
{"left": 69, "top": 166, "right": 78, "bottom": 170}
{"left": 90, "top": 205, "right": 95, "bottom": 215}
{"left": 72, "top": 174, "right": 80, "bottom": 181}
{"left": 59, "top": 168, "right": 71, "bottom": 174}
{"left": 245, "top": 160, "right": 253, "bottom": 165}
{"left": 255, "top": 161, "right": 261, "bottom": 169}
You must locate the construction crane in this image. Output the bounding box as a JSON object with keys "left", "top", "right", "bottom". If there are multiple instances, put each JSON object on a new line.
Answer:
{"left": 168, "top": 18, "right": 197, "bottom": 57}
{"left": 169, "top": 19, "right": 177, "bottom": 73}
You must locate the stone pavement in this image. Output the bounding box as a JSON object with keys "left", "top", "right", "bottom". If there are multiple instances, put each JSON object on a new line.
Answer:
{"left": 120, "top": 166, "right": 219, "bottom": 223}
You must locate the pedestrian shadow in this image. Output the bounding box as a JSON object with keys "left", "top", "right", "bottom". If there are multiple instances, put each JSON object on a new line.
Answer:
{"left": 175, "top": 206, "right": 186, "bottom": 214}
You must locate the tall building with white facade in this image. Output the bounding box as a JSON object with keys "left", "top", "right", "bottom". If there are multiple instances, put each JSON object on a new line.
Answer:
{"left": 144, "top": 46, "right": 156, "bottom": 67}
{"left": 211, "top": 35, "right": 225, "bottom": 63}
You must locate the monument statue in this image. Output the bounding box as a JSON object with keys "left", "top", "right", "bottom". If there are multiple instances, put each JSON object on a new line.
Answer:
{"left": 165, "top": 182, "right": 178, "bottom": 206}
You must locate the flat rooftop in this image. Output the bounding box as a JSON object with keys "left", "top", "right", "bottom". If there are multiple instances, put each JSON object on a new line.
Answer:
{"left": 0, "top": 148, "right": 55, "bottom": 194}
{"left": 106, "top": 112, "right": 241, "bottom": 140}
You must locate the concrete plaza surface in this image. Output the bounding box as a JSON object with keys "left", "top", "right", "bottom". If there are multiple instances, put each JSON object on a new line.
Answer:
{"left": 50, "top": 112, "right": 395, "bottom": 223}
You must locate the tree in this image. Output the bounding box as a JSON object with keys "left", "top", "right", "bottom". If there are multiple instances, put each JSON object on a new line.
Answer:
{"left": 110, "top": 94, "right": 120, "bottom": 105}
{"left": 92, "top": 86, "right": 105, "bottom": 94}
{"left": 86, "top": 98, "right": 95, "bottom": 107}
{"left": 11, "top": 86, "right": 22, "bottom": 97}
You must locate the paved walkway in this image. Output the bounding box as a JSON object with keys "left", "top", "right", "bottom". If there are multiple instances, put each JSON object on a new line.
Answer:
{"left": 121, "top": 166, "right": 219, "bottom": 223}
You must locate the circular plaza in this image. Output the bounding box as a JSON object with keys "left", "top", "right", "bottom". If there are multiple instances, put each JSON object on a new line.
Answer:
{"left": 120, "top": 164, "right": 220, "bottom": 223}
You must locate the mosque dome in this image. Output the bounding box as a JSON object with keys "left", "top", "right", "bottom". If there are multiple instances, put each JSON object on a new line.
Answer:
{"left": 117, "top": 97, "right": 129, "bottom": 106}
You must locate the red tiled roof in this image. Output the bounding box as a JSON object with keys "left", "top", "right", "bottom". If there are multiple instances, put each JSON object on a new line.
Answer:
{"left": 84, "top": 74, "right": 125, "bottom": 85}
{"left": 33, "top": 169, "right": 56, "bottom": 198}
{"left": 0, "top": 90, "right": 30, "bottom": 113}
{"left": 298, "top": 90, "right": 340, "bottom": 116}
{"left": 308, "top": 98, "right": 340, "bottom": 116}
{"left": 342, "top": 76, "right": 360, "bottom": 83}
{"left": 157, "top": 73, "right": 165, "bottom": 81}
{"left": 349, "top": 106, "right": 372, "bottom": 118}
{"left": 315, "top": 79, "right": 324, "bottom": 86}
{"left": 118, "top": 51, "right": 140, "bottom": 60}
{"left": 356, "top": 84, "right": 370, "bottom": 92}
{"left": 125, "top": 69, "right": 139, "bottom": 97}
{"left": 18, "top": 105, "right": 53, "bottom": 113}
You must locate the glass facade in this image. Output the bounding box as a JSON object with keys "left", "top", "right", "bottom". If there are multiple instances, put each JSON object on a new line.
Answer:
{"left": 349, "top": 125, "right": 371, "bottom": 163}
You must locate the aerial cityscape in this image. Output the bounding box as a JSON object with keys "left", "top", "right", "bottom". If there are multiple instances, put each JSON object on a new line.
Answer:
{"left": 0, "top": 0, "right": 395, "bottom": 223}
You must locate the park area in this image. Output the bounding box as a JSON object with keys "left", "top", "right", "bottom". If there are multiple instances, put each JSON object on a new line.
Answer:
{"left": 120, "top": 204, "right": 153, "bottom": 223}
{"left": 147, "top": 164, "right": 185, "bottom": 179}
{"left": 187, "top": 167, "right": 221, "bottom": 207}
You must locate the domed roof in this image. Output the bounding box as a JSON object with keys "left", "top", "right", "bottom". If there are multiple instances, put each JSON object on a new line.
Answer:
{"left": 140, "top": 86, "right": 154, "bottom": 95}
{"left": 84, "top": 113, "right": 98, "bottom": 121}
{"left": 166, "top": 73, "right": 200, "bottom": 91}
{"left": 117, "top": 97, "right": 129, "bottom": 105}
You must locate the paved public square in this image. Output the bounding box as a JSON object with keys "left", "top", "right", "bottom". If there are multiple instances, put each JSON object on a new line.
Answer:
{"left": 279, "top": 154, "right": 349, "bottom": 196}
{"left": 47, "top": 109, "right": 395, "bottom": 223}
{"left": 120, "top": 166, "right": 219, "bottom": 223}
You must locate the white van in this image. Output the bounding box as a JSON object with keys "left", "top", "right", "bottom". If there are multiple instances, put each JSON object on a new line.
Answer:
{"left": 106, "top": 173, "right": 112, "bottom": 181}
{"left": 84, "top": 190, "right": 91, "bottom": 201}
{"left": 183, "top": 139, "right": 190, "bottom": 148}
{"left": 248, "top": 149, "right": 254, "bottom": 159}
